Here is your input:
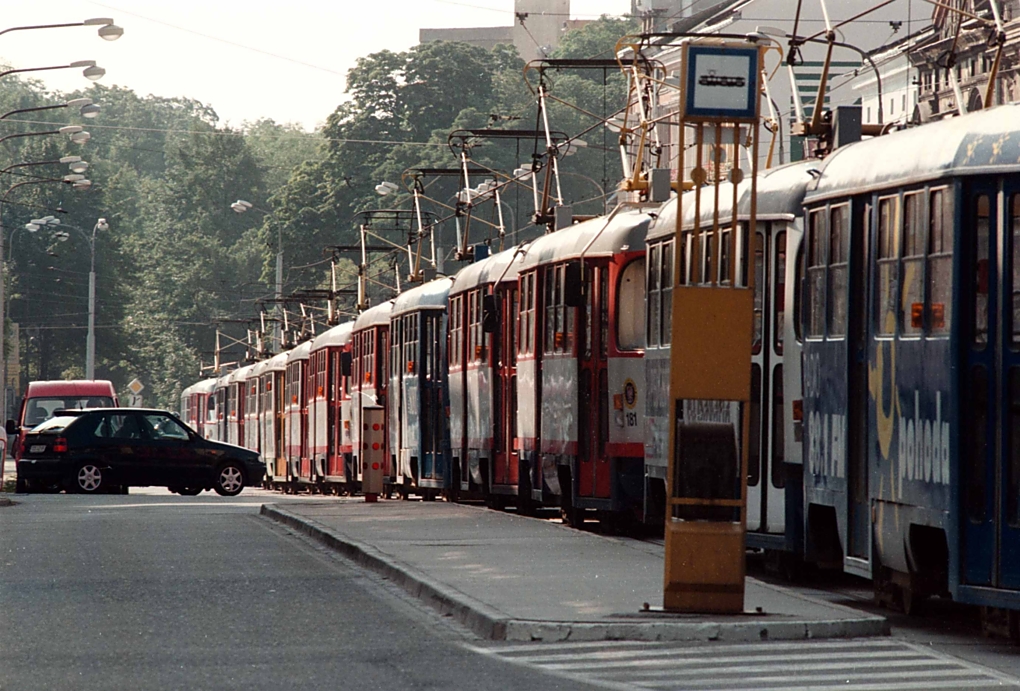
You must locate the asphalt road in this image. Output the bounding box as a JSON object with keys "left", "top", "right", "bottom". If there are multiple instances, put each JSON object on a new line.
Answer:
{"left": 0, "top": 488, "right": 596, "bottom": 691}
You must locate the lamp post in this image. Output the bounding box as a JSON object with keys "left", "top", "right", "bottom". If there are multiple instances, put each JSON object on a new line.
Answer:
{"left": 0, "top": 98, "right": 101, "bottom": 121}
{"left": 28, "top": 217, "right": 107, "bottom": 379}
{"left": 0, "top": 60, "right": 108, "bottom": 83}
{"left": 0, "top": 175, "right": 92, "bottom": 416}
{"left": 231, "top": 200, "right": 283, "bottom": 352}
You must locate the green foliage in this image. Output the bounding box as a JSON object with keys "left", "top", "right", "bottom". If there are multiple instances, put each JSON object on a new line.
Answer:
{"left": 0, "top": 16, "right": 643, "bottom": 409}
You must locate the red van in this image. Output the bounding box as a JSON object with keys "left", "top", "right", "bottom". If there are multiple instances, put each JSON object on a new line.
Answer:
{"left": 7, "top": 380, "right": 119, "bottom": 459}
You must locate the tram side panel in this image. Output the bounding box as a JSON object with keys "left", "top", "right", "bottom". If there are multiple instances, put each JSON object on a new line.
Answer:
{"left": 515, "top": 270, "right": 542, "bottom": 503}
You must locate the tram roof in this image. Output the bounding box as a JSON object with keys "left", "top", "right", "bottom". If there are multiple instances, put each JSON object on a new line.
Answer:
{"left": 353, "top": 299, "right": 394, "bottom": 332}
{"left": 392, "top": 276, "right": 454, "bottom": 318}
{"left": 647, "top": 160, "right": 817, "bottom": 243}
{"left": 287, "top": 339, "right": 313, "bottom": 362}
{"left": 182, "top": 378, "right": 216, "bottom": 396}
{"left": 310, "top": 320, "right": 354, "bottom": 352}
{"left": 449, "top": 246, "right": 523, "bottom": 297}
{"left": 517, "top": 207, "right": 653, "bottom": 273}
{"left": 807, "top": 104, "right": 1020, "bottom": 202}
{"left": 257, "top": 350, "right": 289, "bottom": 373}
{"left": 229, "top": 364, "right": 255, "bottom": 383}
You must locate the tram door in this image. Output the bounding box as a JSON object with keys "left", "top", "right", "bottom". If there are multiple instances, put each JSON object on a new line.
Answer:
{"left": 962, "top": 182, "right": 1020, "bottom": 589}
{"left": 493, "top": 286, "right": 519, "bottom": 487}
{"left": 847, "top": 200, "right": 870, "bottom": 560}
{"left": 420, "top": 312, "right": 446, "bottom": 483}
{"left": 578, "top": 264, "right": 610, "bottom": 499}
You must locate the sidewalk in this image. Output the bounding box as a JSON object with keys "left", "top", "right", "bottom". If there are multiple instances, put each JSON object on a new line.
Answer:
{"left": 261, "top": 500, "right": 888, "bottom": 643}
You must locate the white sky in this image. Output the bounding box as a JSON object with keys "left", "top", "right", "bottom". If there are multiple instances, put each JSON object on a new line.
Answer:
{"left": 0, "top": 0, "right": 631, "bottom": 132}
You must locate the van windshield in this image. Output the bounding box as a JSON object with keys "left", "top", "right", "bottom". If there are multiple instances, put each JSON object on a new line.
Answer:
{"left": 24, "top": 397, "right": 114, "bottom": 427}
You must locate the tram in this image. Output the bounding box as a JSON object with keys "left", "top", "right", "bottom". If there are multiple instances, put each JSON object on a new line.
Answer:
{"left": 448, "top": 247, "right": 524, "bottom": 505}
{"left": 802, "top": 103, "right": 1020, "bottom": 613}
{"left": 351, "top": 300, "right": 395, "bottom": 496}
{"left": 514, "top": 207, "right": 654, "bottom": 525}
{"left": 308, "top": 321, "right": 355, "bottom": 492}
{"left": 284, "top": 340, "right": 312, "bottom": 488}
{"left": 391, "top": 277, "right": 454, "bottom": 498}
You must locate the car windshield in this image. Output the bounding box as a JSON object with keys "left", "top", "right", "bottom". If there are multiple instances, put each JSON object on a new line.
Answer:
{"left": 23, "top": 397, "right": 114, "bottom": 427}
{"left": 28, "top": 415, "right": 80, "bottom": 434}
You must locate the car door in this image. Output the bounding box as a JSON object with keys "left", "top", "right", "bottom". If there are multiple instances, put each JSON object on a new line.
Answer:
{"left": 97, "top": 413, "right": 157, "bottom": 485}
{"left": 139, "top": 413, "right": 206, "bottom": 487}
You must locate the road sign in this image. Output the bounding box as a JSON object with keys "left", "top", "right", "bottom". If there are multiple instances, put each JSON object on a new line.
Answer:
{"left": 128, "top": 378, "right": 144, "bottom": 395}
{"left": 127, "top": 394, "right": 143, "bottom": 407}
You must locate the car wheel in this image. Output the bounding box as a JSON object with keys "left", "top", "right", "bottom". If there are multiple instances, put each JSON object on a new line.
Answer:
{"left": 213, "top": 462, "right": 245, "bottom": 497}
{"left": 178, "top": 487, "right": 202, "bottom": 496}
{"left": 74, "top": 463, "right": 105, "bottom": 493}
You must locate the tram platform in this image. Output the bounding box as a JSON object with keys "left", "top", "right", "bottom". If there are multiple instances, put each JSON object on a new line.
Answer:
{"left": 261, "top": 499, "right": 888, "bottom": 642}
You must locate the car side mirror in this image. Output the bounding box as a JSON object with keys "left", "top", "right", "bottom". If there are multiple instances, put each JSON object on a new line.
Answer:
{"left": 564, "top": 261, "right": 584, "bottom": 307}
{"left": 341, "top": 351, "right": 352, "bottom": 377}
{"left": 482, "top": 294, "right": 499, "bottom": 333}
{"left": 5, "top": 420, "right": 16, "bottom": 435}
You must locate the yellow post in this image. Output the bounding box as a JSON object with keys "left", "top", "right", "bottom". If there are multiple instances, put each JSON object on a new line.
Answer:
{"left": 663, "top": 40, "right": 762, "bottom": 614}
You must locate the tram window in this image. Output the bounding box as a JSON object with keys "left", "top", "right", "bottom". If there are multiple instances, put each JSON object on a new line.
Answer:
{"left": 584, "top": 268, "right": 594, "bottom": 360}
{"left": 563, "top": 265, "right": 575, "bottom": 353}
{"left": 544, "top": 266, "right": 556, "bottom": 353}
{"left": 647, "top": 244, "right": 660, "bottom": 347}
{"left": 1012, "top": 195, "right": 1020, "bottom": 348}
{"left": 967, "top": 365, "right": 989, "bottom": 523}
{"left": 1010, "top": 368, "right": 1020, "bottom": 526}
{"left": 974, "top": 195, "right": 990, "bottom": 347}
{"left": 618, "top": 258, "right": 645, "bottom": 351}
{"left": 876, "top": 196, "right": 900, "bottom": 336}
{"left": 720, "top": 228, "right": 732, "bottom": 285}
{"left": 928, "top": 188, "right": 953, "bottom": 336}
{"left": 806, "top": 209, "right": 826, "bottom": 338}
{"left": 662, "top": 241, "right": 674, "bottom": 346}
{"left": 748, "top": 364, "right": 762, "bottom": 487}
{"left": 771, "top": 364, "right": 786, "bottom": 489}
{"left": 794, "top": 243, "right": 804, "bottom": 344}
{"left": 448, "top": 296, "right": 460, "bottom": 366}
{"left": 519, "top": 272, "right": 535, "bottom": 356}
{"left": 901, "top": 192, "right": 925, "bottom": 336}
{"left": 600, "top": 269, "right": 610, "bottom": 358}
{"left": 828, "top": 205, "right": 849, "bottom": 338}
{"left": 752, "top": 231, "right": 764, "bottom": 354}
{"left": 775, "top": 232, "right": 787, "bottom": 355}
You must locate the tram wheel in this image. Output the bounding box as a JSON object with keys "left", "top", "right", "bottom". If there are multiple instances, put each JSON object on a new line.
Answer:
{"left": 560, "top": 505, "right": 585, "bottom": 528}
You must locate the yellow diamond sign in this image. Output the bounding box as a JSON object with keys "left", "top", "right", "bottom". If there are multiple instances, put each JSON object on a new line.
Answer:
{"left": 128, "top": 378, "right": 144, "bottom": 395}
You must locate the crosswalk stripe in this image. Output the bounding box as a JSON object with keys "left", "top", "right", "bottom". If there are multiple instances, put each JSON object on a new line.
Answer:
{"left": 633, "top": 667, "right": 978, "bottom": 688}
{"left": 504, "top": 639, "right": 905, "bottom": 664}
{"left": 469, "top": 638, "right": 1020, "bottom": 691}
{"left": 542, "top": 649, "right": 928, "bottom": 671}
{"left": 591, "top": 658, "right": 955, "bottom": 678}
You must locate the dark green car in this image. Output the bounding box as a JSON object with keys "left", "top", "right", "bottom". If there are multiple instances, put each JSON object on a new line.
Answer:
{"left": 15, "top": 408, "right": 264, "bottom": 496}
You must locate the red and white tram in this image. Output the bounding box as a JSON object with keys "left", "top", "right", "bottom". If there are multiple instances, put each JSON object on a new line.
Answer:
{"left": 352, "top": 300, "right": 394, "bottom": 495}
{"left": 515, "top": 208, "right": 653, "bottom": 525}
{"left": 257, "top": 351, "right": 288, "bottom": 486}
{"left": 180, "top": 378, "right": 216, "bottom": 439}
{"left": 448, "top": 247, "right": 523, "bottom": 505}
{"left": 285, "top": 340, "right": 313, "bottom": 488}
{"left": 308, "top": 321, "right": 355, "bottom": 492}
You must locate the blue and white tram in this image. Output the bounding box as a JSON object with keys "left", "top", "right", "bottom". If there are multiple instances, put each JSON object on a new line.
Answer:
{"left": 645, "top": 160, "right": 813, "bottom": 547}
{"left": 803, "top": 103, "right": 1020, "bottom": 612}
{"left": 390, "top": 277, "right": 454, "bottom": 498}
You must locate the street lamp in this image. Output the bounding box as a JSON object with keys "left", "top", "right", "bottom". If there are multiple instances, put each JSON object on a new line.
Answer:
{"left": 29, "top": 217, "right": 108, "bottom": 379}
{"left": 0, "top": 156, "right": 90, "bottom": 177}
{"left": 0, "top": 60, "right": 107, "bottom": 83}
{"left": 0, "top": 18, "right": 123, "bottom": 42}
{"left": 0, "top": 97, "right": 101, "bottom": 122}
{"left": 231, "top": 199, "right": 283, "bottom": 352}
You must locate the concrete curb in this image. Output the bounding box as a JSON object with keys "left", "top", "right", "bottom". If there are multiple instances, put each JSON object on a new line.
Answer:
{"left": 260, "top": 503, "right": 890, "bottom": 643}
